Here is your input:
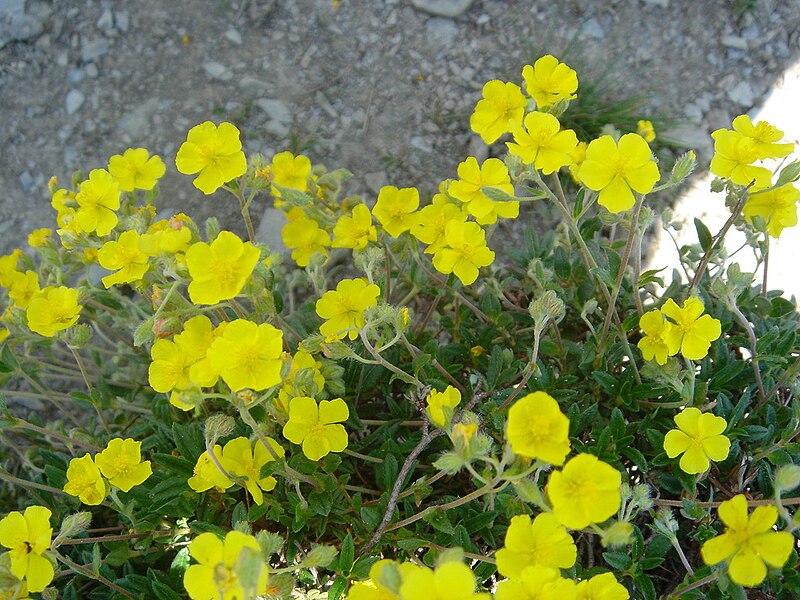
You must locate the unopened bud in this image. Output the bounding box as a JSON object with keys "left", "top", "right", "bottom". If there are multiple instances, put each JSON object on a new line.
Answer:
{"left": 528, "top": 290, "right": 565, "bottom": 331}
{"left": 602, "top": 521, "right": 634, "bottom": 548}
{"left": 670, "top": 150, "right": 697, "bottom": 184}
{"left": 53, "top": 512, "right": 92, "bottom": 547}
{"left": 775, "top": 464, "right": 800, "bottom": 493}
{"left": 205, "top": 414, "right": 236, "bottom": 446}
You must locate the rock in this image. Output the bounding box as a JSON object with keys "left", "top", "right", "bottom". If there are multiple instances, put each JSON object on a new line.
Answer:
{"left": 81, "top": 37, "right": 109, "bottom": 62}
{"left": 0, "top": 0, "right": 44, "bottom": 49}
{"left": 721, "top": 35, "right": 748, "bottom": 50}
{"left": 19, "top": 170, "right": 34, "bottom": 193}
{"left": 115, "top": 10, "right": 129, "bottom": 33}
{"left": 661, "top": 124, "right": 713, "bottom": 157}
{"left": 85, "top": 63, "right": 99, "bottom": 78}
{"left": 410, "top": 135, "right": 433, "bottom": 153}
{"left": 641, "top": 0, "right": 668, "bottom": 6}
{"left": 425, "top": 17, "right": 458, "bottom": 46}
{"left": 96, "top": 7, "right": 113, "bottom": 32}
{"left": 203, "top": 60, "right": 232, "bottom": 81}
{"left": 363, "top": 171, "right": 388, "bottom": 195}
{"left": 67, "top": 68, "right": 84, "bottom": 84}
{"left": 65, "top": 89, "right": 85, "bottom": 114}
{"left": 238, "top": 76, "right": 269, "bottom": 95}
{"left": 117, "top": 97, "right": 159, "bottom": 139}
{"left": 255, "top": 98, "right": 291, "bottom": 124}
{"left": 582, "top": 18, "right": 605, "bottom": 40}
{"left": 255, "top": 207, "right": 288, "bottom": 252}
{"left": 410, "top": 0, "right": 472, "bottom": 18}
{"left": 727, "top": 81, "right": 755, "bottom": 107}
{"left": 224, "top": 26, "right": 242, "bottom": 45}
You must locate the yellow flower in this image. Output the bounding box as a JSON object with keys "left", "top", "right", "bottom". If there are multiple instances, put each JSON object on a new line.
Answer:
{"left": 270, "top": 151, "right": 312, "bottom": 193}
{"left": 701, "top": 494, "right": 794, "bottom": 587}
{"left": 175, "top": 121, "right": 247, "bottom": 194}
{"left": 663, "top": 407, "right": 730, "bottom": 474}
{"left": 148, "top": 338, "right": 192, "bottom": 393}
{"left": 27, "top": 228, "right": 52, "bottom": 247}
{"left": 410, "top": 191, "right": 466, "bottom": 254}
{"left": 372, "top": 186, "right": 421, "bottom": 237}
{"left": 399, "top": 561, "right": 488, "bottom": 600}
{"left": 188, "top": 445, "right": 233, "bottom": 492}
{"left": 97, "top": 230, "right": 150, "bottom": 288}
{"left": 496, "top": 513, "right": 577, "bottom": 578}
{"left": 276, "top": 349, "right": 326, "bottom": 412}
{"left": 221, "top": 436, "right": 284, "bottom": 505}
{"left": 282, "top": 396, "right": 349, "bottom": 461}
{"left": 507, "top": 112, "right": 578, "bottom": 174}
{"left": 709, "top": 129, "right": 772, "bottom": 188}
{"left": 0, "top": 327, "right": 9, "bottom": 344}
{"left": 74, "top": 168, "right": 121, "bottom": 236}
{"left": 660, "top": 297, "right": 721, "bottom": 361}
{"left": 0, "top": 249, "right": 22, "bottom": 288}
{"left": 431, "top": 220, "right": 495, "bottom": 286}
{"left": 108, "top": 147, "right": 166, "bottom": 191}
{"left": 636, "top": 120, "right": 656, "bottom": 143}
{"left": 184, "top": 324, "right": 227, "bottom": 389}
{"left": 0, "top": 506, "right": 54, "bottom": 593}
{"left": 425, "top": 385, "right": 461, "bottom": 428}
{"left": 522, "top": 55, "right": 579, "bottom": 109}
{"left": 577, "top": 134, "right": 660, "bottom": 214}
{"left": 731, "top": 114, "right": 794, "bottom": 160}
{"left": 495, "top": 565, "right": 576, "bottom": 600}
{"left": 185, "top": 231, "right": 261, "bottom": 305}
{"left": 183, "top": 531, "right": 268, "bottom": 600}
{"left": 94, "top": 438, "right": 152, "bottom": 492}
{"left": 347, "top": 559, "right": 416, "bottom": 600}
{"left": 743, "top": 184, "right": 799, "bottom": 238}
{"left": 281, "top": 207, "right": 331, "bottom": 266}
{"left": 332, "top": 203, "right": 377, "bottom": 250}
{"left": 448, "top": 157, "right": 518, "bottom": 224}
{"left": 469, "top": 80, "right": 527, "bottom": 144}
{"left": 316, "top": 278, "right": 381, "bottom": 340}
{"left": 7, "top": 270, "right": 40, "bottom": 309}
{"left": 26, "top": 286, "right": 82, "bottom": 337}
{"left": 568, "top": 141, "right": 587, "bottom": 182}
{"left": 63, "top": 453, "right": 107, "bottom": 505}
{"left": 506, "top": 391, "right": 570, "bottom": 466}
{"left": 207, "top": 319, "right": 284, "bottom": 392}
{"left": 139, "top": 217, "right": 194, "bottom": 255}
{"left": 575, "top": 573, "right": 629, "bottom": 600}
{"left": 547, "top": 454, "right": 622, "bottom": 529}
{"left": 637, "top": 309, "right": 680, "bottom": 365}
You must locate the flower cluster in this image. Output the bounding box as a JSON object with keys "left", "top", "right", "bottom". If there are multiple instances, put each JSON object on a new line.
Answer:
{"left": 637, "top": 297, "right": 722, "bottom": 363}
{"left": 63, "top": 438, "right": 152, "bottom": 504}
{"left": 188, "top": 435, "right": 284, "bottom": 505}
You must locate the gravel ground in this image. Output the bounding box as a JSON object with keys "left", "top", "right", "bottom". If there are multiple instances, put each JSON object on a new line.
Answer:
{"left": 2, "top": 0, "right": 800, "bottom": 254}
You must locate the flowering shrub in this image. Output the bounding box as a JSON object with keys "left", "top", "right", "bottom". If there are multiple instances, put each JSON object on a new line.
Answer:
{"left": 1, "top": 55, "right": 799, "bottom": 599}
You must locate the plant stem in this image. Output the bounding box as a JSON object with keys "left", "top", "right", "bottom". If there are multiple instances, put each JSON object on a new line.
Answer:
{"left": 726, "top": 295, "right": 768, "bottom": 408}
{"left": 359, "top": 424, "right": 443, "bottom": 556}
{"left": 598, "top": 195, "right": 644, "bottom": 350}
{"left": 68, "top": 344, "right": 111, "bottom": 435}
{"left": 358, "top": 329, "right": 425, "bottom": 389}
{"left": 653, "top": 496, "right": 800, "bottom": 508}
{"left": 10, "top": 418, "right": 103, "bottom": 452}
{"left": 666, "top": 571, "right": 719, "bottom": 598}
{"left": 688, "top": 190, "right": 748, "bottom": 292}
{"left": 761, "top": 233, "right": 769, "bottom": 297}
{"left": 0, "top": 467, "right": 71, "bottom": 496}
{"left": 55, "top": 550, "right": 138, "bottom": 599}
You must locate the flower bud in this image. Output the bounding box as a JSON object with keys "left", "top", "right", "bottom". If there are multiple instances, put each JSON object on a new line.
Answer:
{"left": 670, "top": 150, "right": 696, "bottom": 184}
{"left": 775, "top": 464, "right": 800, "bottom": 493}
{"left": 204, "top": 414, "right": 236, "bottom": 447}
{"left": 528, "top": 290, "right": 565, "bottom": 332}
{"left": 601, "top": 521, "right": 634, "bottom": 548}
{"left": 53, "top": 512, "right": 92, "bottom": 547}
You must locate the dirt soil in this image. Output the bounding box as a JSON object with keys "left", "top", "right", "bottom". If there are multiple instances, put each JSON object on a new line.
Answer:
{"left": 2, "top": 0, "right": 800, "bottom": 254}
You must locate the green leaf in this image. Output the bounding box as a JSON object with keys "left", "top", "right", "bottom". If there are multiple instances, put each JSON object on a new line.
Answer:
{"left": 327, "top": 576, "right": 349, "bottom": 600}
{"left": 151, "top": 579, "right": 183, "bottom": 600}
{"left": 339, "top": 534, "right": 355, "bottom": 575}
{"left": 602, "top": 551, "right": 632, "bottom": 570}
{"left": 694, "top": 218, "right": 713, "bottom": 252}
